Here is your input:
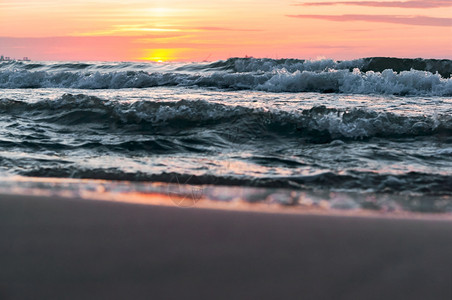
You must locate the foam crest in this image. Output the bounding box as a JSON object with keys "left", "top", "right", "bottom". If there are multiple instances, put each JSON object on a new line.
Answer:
{"left": 257, "top": 68, "right": 452, "bottom": 95}
{"left": 196, "top": 57, "right": 451, "bottom": 77}
{"left": 296, "top": 106, "right": 452, "bottom": 140}
{"left": 1, "top": 63, "right": 450, "bottom": 96}
{"left": 0, "top": 58, "right": 452, "bottom": 96}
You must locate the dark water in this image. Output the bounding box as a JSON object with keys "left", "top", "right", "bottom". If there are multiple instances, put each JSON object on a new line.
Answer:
{"left": 1, "top": 57, "right": 451, "bottom": 213}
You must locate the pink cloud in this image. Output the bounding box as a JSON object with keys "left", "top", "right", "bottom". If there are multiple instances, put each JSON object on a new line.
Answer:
{"left": 295, "top": 1, "right": 452, "bottom": 8}
{"left": 287, "top": 14, "right": 452, "bottom": 27}
{"left": 195, "top": 27, "right": 263, "bottom": 32}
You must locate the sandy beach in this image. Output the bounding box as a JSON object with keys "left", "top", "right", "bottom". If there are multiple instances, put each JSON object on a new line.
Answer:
{"left": 1, "top": 193, "right": 451, "bottom": 300}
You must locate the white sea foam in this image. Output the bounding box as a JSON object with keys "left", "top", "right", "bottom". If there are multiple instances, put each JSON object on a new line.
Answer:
{"left": 257, "top": 68, "right": 452, "bottom": 95}
{"left": 1, "top": 67, "right": 451, "bottom": 96}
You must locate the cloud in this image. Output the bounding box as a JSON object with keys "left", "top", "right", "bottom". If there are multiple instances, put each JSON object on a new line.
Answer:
{"left": 195, "top": 27, "right": 263, "bottom": 32}
{"left": 287, "top": 14, "right": 452, "bottom": 27}
{"left": 295, "top": 1, "right": 452, "bottom": 8}
{"left": 75, "top": 26, "right": 262, "bottom": 37}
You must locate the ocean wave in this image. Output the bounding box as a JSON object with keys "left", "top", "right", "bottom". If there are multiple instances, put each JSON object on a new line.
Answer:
{"left": 1, "top": 94, "right": 451, "bottom": 141}
{"left": 1, "top": 57, "right": 451, "bottom": 96}
{"left": 198, "top": 57, "right": 452, "bottom": 77}
{"left": 3, "top": 57, "right": 451, "bottom": 76}
{"left": 256, "top": 68, "right": 452, "bottom": 95}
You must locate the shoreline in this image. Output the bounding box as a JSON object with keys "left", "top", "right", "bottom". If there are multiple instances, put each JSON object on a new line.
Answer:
{"left": 1, "top": 193, "right": 452, "bottom": 299}
{"left": 1, "top": 190, "right": 452, "bottom": 222}
{"left": 1, "top": 175, "right": 451, "bottom": 220}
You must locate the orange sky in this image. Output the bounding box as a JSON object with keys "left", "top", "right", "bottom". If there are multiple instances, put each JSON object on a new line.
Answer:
{"left": 1, "top": 0, "right": 451, "bottom": 61}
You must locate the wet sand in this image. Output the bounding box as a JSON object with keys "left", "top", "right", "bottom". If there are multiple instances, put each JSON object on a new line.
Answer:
{"left": 1, "top": 193, "right": 451, "bottom": 300}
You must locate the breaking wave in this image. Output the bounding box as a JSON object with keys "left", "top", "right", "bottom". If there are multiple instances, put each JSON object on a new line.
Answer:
{"left": 1, "top": 94, "right": 450, "bottom": 141}
{"left": 1, "top": 57, "right": 451, "bottom": 96}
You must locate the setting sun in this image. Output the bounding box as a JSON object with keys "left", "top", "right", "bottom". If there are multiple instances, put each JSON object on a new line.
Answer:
{"left": 141, "top": 48, "right": 180, "bottom": 62}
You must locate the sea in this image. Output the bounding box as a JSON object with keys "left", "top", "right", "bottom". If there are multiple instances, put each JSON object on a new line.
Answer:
{"left": 0, "top": 57, "right": 451, "bottom": 214}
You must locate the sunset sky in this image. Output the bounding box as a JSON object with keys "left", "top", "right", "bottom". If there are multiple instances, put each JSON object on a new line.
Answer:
{"left": 1, "top": 0, "right": 451, "bottom": 62}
